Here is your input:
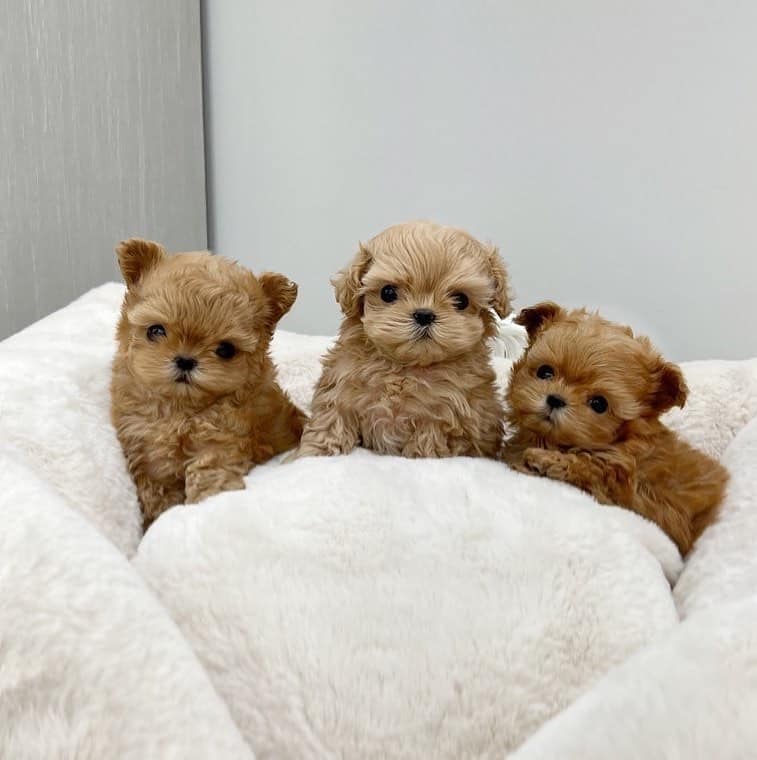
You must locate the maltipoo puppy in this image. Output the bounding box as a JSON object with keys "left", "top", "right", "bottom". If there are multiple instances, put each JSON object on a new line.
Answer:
{"left": 295, "top": 221, "right": 511, "bottom": 459}
{"left": 503, "top": 301, "right": 728, "bottom": 554}
{"left": 111, "top": 238, "right": 305, "bottom": 529}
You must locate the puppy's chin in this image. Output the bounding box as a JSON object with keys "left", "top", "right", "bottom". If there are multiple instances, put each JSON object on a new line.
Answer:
{"left": 378, "top": 337, "right": 449, "bottom": 367}
{"left": 515, "top": 411, "right": 575, "bottom": 447}
{"left": 362, "top": 320, "right": 484, "bottom": 367}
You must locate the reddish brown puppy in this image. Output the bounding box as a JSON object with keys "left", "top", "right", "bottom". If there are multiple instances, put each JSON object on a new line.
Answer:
{"left": 503, "top": 301, "right": 728, "bottom": 554}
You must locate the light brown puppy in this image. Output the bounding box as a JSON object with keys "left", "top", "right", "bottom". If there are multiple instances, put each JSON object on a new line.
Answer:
{"left": 111, "top": 238, "right": 305, "bottom": 529}
{"left": 296, "top": 221, "right": 510, "bottom": 459}
{"left": 503, "top": 302, "right": 728, "bottom": 554}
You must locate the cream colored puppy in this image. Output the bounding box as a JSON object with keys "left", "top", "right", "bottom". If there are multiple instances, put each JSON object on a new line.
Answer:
{"left": 296, "top": 221, "right": 510, "bottom": 459}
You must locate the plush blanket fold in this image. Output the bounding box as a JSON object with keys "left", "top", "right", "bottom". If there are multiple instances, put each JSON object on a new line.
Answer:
{"left": 0, "top": 447, "right": 254, "bottom": 760}
{"left": 134, "top": 451, "right": 680, "bottom": 757}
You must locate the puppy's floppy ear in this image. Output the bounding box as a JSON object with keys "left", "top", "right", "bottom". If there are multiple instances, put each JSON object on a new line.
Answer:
{"left": 647, "top": 356, "right": 688, "bottom": 414}
{"left": 514, "top": 301, "right": 564, "bottom": 341}
{"left": 484, "top": 246, "right": 511, "bottom": 318}
{"left": 259, "top": 272, "right": 298, "bottom": 330}
{"left": 116, "top": 238, "right": 167, "bottom": 289}
{"left": 332, "top": 243, "right": 372, "bottom": 317}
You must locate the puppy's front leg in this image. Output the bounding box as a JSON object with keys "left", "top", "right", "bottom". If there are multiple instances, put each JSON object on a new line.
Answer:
{"left": 401, "top": 423, "right": 451, "bottom": 458}
{"left": 522, "top": 448, "right": 635, "bottom": 506}
{"left": 295, "top": 407, "right": 360, "bottom": 458}
{"left": 500, "top": 442, "right": 532, "bottom": 474}
{"left": 133, "top": 472, "right": 185, "bottom": 531}
{"left": 184, "top": 449, "right": 250, "bottom": 503}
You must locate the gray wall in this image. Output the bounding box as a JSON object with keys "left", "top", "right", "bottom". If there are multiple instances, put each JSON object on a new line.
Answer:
{"left": 203, "top": 0, "right": 757, "bottom": 361}
{"left": 0, "top": 0, "right": 207, "bottom": 339}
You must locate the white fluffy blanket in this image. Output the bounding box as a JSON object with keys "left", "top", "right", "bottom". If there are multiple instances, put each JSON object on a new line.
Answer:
{"left": 2, "top": 283, "right": 757, "bottom": 758}
{"left": 0, "top": 448, "right": 253, "bottom": 760}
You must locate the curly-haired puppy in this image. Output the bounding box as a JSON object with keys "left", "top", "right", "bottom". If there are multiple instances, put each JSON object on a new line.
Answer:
{"left": 111, "top": 238, "right": 305, "bottom": 529}
{"left": 503, "top": 301, "right": 728, "bottom": 554}
{"left": 295, "top": 221, "right": 511, "bottom": 459}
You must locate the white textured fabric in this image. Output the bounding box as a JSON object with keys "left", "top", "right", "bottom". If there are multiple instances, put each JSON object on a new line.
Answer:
{"left": 663, "top": 358, "right": 757, "bottom": 460}
{"left": 510, "top": 594, "right": 757, "bottom": 760}
{"left": 674, "top": 413, "right": 757, "bottom": 617}
{"left": 0, "top": 447, "right": 254, "bottom": 760}
{"left": 0, "top": 283, "right": 141, "bottom": 555}
{"left": 2, "top": 282, "right": 757, "bottom": 757}
{"left": 134, "top": 452, "right": 680, "bottom": 758}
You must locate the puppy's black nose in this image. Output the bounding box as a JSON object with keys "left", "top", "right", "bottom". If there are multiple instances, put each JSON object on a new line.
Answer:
{"left": 174, "top": 356, "right": 197, "bottom": 372}
{"left": 546, "top": 394, "right": 566, "bottom": 410}
{"left": 413, "top": 309, "right": 436, "bottom": 327}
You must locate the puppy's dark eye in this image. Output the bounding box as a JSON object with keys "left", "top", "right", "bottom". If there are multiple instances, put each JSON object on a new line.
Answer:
{"left": 536, "top": 364, "right": 554, "bottom": 380}
{"left": 588, "top": 395, "right": 608, "bottom": 414}
{"left": 380, "top": 285, "right": 398, "bottom": 303}
{"left": 451, "top": 292, "right": 469, "bottom": 310}
{"left": 146, "top": 324, "right": 166, "bottom": 341}
{"left": 215, "top": 342, "right": 236, "bottom": 360}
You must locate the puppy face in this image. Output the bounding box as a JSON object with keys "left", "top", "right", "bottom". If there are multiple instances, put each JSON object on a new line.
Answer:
{"left": 115, "top": 239, "right": 297, "bottom": 399}
{"left": 333, "top": 222, "right": 510, "bottom": 366}
{"left": 507, "top": 302, "right": 687, "bottom": 448}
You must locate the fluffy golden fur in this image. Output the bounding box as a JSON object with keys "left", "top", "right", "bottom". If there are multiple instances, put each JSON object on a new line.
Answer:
{"left": 295, "top": 221, "right": 510, "bottom": 459}
{"left": 111, "top": 238, "right": 305, "bottom": 529}
{"left": 503, "top": 302, "right": 728, "bottom": 555}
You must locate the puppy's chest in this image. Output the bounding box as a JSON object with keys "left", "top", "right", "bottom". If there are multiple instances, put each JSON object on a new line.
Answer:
{"left": 350, "top": 371, "right": 456, "bottom": 447}
{"left": 121, "top": 403, "right": 239, "bottom": 477}
{"left": 355, "top": 372, "right": 429, "bottom": 410}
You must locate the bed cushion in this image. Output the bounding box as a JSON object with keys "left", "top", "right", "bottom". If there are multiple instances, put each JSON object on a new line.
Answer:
{"left": 3, "top": 282, "right": 757, "bottom": 757}
{"left": 674, "top": 413, "right": 757, "bottom": 616}
{"left": 0, "top": 447, "right": 253, "bottom": 759}
{"left": 0, "top": 283, "right": 140, "bottom": 554}
{"left": 510, "top": 593, "right": 757, "bottom": 760}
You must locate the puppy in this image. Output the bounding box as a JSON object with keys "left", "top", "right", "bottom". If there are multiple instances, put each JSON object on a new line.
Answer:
{"left": 111, "top": 238, "right": 305, "bottom": 529}
{"left": 296, "top": 221, "right": 510, "bottom": 459}
{"left": 503, "top": 302, "right": 728, "bottom": 554}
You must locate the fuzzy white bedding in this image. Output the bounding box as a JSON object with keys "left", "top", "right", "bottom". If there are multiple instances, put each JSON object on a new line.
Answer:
{"left": 1, "top": 283, "right": 757, "bottom": 759}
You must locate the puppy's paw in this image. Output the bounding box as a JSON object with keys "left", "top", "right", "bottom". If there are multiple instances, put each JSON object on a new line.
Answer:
{"left": 291, "top": 438, "right": 356, "bottom": 459}
{"left": 523, "top": 447, "right": 564, "bottom": 477}
{"left": 286, "top": 444, "right": 326, "bottom": 461}
{"left": 283, "top": 445, "right": 327, "bottom": 462}
{"left": 506, "top": 458, "right": 533, "bottom": 475}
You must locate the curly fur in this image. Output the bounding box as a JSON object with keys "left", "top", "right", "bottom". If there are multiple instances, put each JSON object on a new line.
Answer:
{"left": 111, "top": 239, "right": 305, "bottom": 528}
{"left": 503, "top": 302, "right": 729, "bottom": 554}
{"left": 296, "top": 221, "right": 510, "bottom": 459}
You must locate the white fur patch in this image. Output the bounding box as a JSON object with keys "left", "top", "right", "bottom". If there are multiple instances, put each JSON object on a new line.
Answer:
{"left": 489, "top": 311, "right": 530, "bottom": 360}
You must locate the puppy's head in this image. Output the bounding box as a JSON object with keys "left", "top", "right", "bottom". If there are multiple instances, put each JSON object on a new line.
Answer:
{"left": 115, "top": 238, "right": 297, "bottom": 399}
{"left": 332, "top": 221, "right": 510, "bottom": 366}
{"left": 507, "top": 302, "right": 687, "bottom": 448}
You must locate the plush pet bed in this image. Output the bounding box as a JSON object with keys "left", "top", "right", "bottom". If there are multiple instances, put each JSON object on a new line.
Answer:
{"left": 1, "top": 283, "right": 756, "bottom": 759}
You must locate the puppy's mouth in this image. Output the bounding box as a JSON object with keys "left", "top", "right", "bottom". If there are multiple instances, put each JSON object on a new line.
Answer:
{"left": 412, "top": 325, "right": 435, "bottom": 341}
{"left": 174, "top": 371, "right": 195, "bottom": 385}
{"left": 520, "top": 408, "right": 561, "bottom": 431}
